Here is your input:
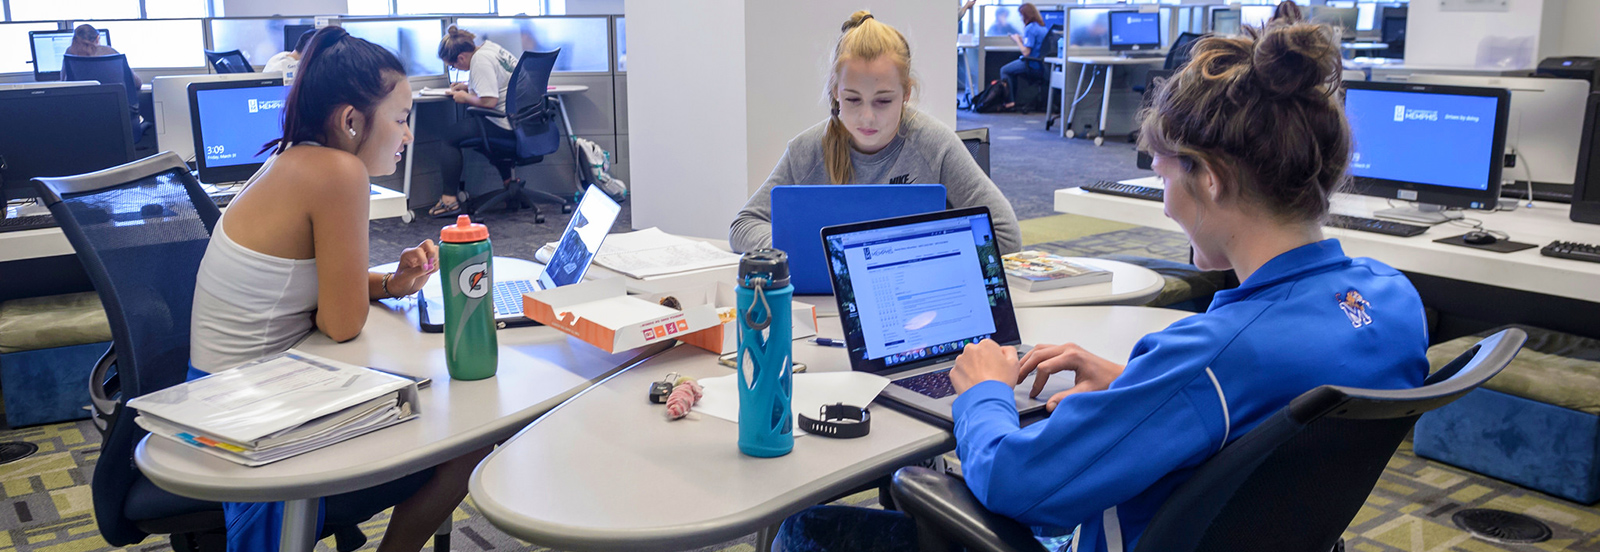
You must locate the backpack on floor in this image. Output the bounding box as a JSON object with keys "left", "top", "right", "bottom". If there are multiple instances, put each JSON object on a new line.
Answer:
{"left": 573, "top": 137, "right": 627, "bottom": 202}
{"left": 971, "top": 80, "right": 1010, "bottom": 113}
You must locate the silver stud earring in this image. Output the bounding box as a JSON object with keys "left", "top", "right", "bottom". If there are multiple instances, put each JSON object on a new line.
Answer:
{"left": 348, "top": 128, "right": 357, "bottom": 137}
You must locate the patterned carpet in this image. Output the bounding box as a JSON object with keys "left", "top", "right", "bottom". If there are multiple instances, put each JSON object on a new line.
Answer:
{"left": 5, "top": 113, "right": 1600, "bottom": 552}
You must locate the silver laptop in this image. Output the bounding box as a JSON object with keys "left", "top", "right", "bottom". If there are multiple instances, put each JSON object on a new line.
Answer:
{"left": 822, "top": 207, "right": 1072, "bottom": 424}
{"left": 419, "top": 185, "right": 622, "bottom": 332}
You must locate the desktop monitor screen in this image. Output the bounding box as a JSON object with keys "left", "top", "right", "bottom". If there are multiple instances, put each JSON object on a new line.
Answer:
{"left": 1343, "top": 81, "right": 1509, "bottom": 214}
{"left": 1211, "top": 9, "right": 1241, "bottom": 36}
{"left": 1406, "top": 75, "right": 1590, "bottom": 186}
{"left": 188, "top": 78, "right": 290, "bottom": 184}
{"left": 1041, "top": 10, "right": 1065, "bottom": 30}
{"left": 154, "top": 73, "right": 281, "bottom": 165}
{"left": 0, "top": 84, "right": 133, "bottom": 201}
{"left": 1108, "top": 11, "right": 1160, "bottom": 52}
{"left": 30, "top": 29, "right": 110, "bottom": 78}
{"left": 1571, "top": 94, "right": 1600, "bottom": 224}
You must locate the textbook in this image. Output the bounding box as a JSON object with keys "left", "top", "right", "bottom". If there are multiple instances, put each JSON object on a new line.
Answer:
{"left": 1001, "top": 251, "right": 1113, "bottom": 292}
{"left": 127, "top": 350, "right": 421, "bottom": 467}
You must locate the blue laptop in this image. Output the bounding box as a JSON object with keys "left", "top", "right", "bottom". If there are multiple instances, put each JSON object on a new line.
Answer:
{"left": 771, "top": 184, "right": 947, "bottom": 294}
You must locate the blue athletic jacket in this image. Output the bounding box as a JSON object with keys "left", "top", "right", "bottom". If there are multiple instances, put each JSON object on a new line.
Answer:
{"left": 951, "top": 240, "right": 1429, "bottom": 552}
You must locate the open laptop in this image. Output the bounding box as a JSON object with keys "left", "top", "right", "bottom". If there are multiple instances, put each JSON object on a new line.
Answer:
{"left": 771, "top": 184, "right": 946, "bottom": 295}
{"left": 419, "top": 185, "right": 622, "bottom": 332}
{"left": 822, "top": 207, "right": 1072, "bottom": 425}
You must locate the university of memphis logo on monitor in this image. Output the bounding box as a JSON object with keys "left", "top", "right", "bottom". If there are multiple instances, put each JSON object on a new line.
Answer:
{"left": 1392, "top": 105, "right": 1438, "bottom": 122}
{"left": 247, "top": 98, "right": 286, "bottom": 114}
{"left": 1336, "top": 289, "right": 1373, "bottom": 328}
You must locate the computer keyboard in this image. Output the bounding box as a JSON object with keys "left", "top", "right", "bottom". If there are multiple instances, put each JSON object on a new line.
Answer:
{"left": 1120, "top": 52, "right": 1165, "bottom": 59}
{"left": 1325, "top": 214, "right": 1429, "bottom": 237}
{"left": 893, "top": 368, "right": 957, "bottom": 400}
{"left": 0, "top": 213, "right": 56, "bottom": 234}
{"left": 1541, "top": 241, "right": 1600, "bottom": 263}
{"left": 492, "top": 279, "right": 537, "bottom": 317}
{"left": 1080, "top": 180, "right": 1164, "bottom": 202}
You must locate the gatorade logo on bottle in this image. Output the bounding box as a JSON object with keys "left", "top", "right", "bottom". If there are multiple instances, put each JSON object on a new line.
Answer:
{"left": 459, "top": 262, "right": 490, "bottom": 299}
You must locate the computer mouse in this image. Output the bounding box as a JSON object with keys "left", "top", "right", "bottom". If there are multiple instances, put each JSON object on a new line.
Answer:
{"left": 1462, "top": 231, "right": 1499, "bottom": 245}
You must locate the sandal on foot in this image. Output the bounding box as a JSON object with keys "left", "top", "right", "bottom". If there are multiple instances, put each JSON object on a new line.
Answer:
{"left": 429, "top": 199, "right": 462, "bottom": 217}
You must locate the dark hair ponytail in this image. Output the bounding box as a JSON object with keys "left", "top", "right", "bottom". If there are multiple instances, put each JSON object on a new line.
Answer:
{"left": 265, "top": 26, "right": 407, "bottom": 155}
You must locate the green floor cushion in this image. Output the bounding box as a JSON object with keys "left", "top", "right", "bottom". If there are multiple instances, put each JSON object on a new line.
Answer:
{"left": 0, "top": 292, "right": 113, "bottom": 354}
{"left": 1427, "top": 327, "right": 1600, "bottom": 415}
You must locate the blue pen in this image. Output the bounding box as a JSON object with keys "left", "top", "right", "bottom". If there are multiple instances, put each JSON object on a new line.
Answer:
{"left": 812, "top": 337, "right": 846, "bottom": 347}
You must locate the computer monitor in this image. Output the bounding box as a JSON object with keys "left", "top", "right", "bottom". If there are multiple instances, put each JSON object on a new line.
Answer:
{"left": 1041, "top": 10, "right": 1066, "bottom": 31}
{"left": 1342, "top": 80, "right": 1510, "bottom": 223}
{"left": 1357, "top": 3, "right": 1378, "bottom": 32}
{"left": 1381, "top": 7, "right": 1407, "bottom": 45}
{"left": 1406, "top": 75, "right": 1590, "bottom": 187}
{"left": 1108, "top": 11, "right": 1161, "bottom": 53}
{"left": 1240, "top": 6, "right": 1273, "bottom": 29}
{"left": 1211, "top": 8, "right": 1241, "bottom": 36}
{"left": 1570, "top": 93, "right": 1600, "bottom": 224}
{"left": 0, "top": 84, "right": 134, "bottom": 202}
{"left": 284, "top": 24, "right": 315, "bottom": 53}
{"left": 155, "top": 73, "right": 282, "bottom": 167}
{"left": 29, "top": 28, "right": 110, "bottom": 81}
{"left": 0, "top": 80, "right": 98, "bottom": 92}
{"left": 188, "top": 78, "right": 291, "bottom": 185}
{"left": 1310, "top": 6, "right": 1358, "bottom": 41}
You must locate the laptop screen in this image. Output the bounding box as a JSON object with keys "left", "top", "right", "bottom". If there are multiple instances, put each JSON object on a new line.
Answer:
{"left": 824, "top": 207, "right": 1020, "bottom": 373}
{"left": 538, "top": 185, "right": 621, "bottom": 290}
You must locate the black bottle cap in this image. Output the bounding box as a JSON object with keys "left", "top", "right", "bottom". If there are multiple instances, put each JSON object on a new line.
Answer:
{"left": 739, "top": 248, "right": 790, "bottom": 289}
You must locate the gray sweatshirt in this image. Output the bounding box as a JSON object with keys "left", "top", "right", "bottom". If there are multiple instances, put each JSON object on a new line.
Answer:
{"left": 730, "top": 110, "right": 1021, "bottom": 255}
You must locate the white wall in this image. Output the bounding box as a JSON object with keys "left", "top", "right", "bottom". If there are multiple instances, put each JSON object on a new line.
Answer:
{"left": 627, "top": 0, "right": 955, "bottom": 240}
{"left": 1403, "top": 0, "right": 1558, "bottom": 69}
{"left": 1558, "top": 1, "right": 1600, "bottom": 56}
{"left": 219, "top": 0, "right": 346, "bottom": 16}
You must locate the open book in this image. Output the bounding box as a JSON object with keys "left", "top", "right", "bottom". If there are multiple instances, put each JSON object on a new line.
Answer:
{"left": 128, "top": 350, "right": 421, "bottom": 467}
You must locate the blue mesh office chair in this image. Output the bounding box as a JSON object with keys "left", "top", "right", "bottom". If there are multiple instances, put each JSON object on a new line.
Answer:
{"left": 204, "top": 50, "right": 253, "bottom": 74}
{"left": 36, "top": 152, "right": 438, "bottom": 552}
{"left": 889, "top": 328, "right": 1527, "bottom": 552}
{"left": 463, "top": 49, "right": 576, "bottom": 223}
{"left": 61, "top": 53, "right": 152, "bottom": 140}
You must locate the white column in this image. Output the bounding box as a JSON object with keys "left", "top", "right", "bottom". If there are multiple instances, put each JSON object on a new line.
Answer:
{"left": 626, "top": 0, "right": 954, "bottom": 241}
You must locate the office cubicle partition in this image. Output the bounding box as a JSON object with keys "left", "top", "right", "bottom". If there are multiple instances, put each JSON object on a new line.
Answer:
{"left": 209, "top": 17, "right": 318, "bottom": 67}
{"left": 337, "top": 17, "right": 448, "bottom": 77}
{"left": 68, "top": 19, "right": 208, "bottom": 70}
{"left": 453, "top": 16, "right": 611, "bottom": 73}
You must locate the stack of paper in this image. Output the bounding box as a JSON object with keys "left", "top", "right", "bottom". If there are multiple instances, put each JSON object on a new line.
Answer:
{"left": 128, "top": 350, "right": 421, "bottom": 466}
{"left": 537, "top": 227, "right": 742, "bottom": 280}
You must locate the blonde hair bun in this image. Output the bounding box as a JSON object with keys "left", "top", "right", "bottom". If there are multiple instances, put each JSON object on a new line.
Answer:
{"left": 842, "top": 10, "right": 875, "bottom": 32}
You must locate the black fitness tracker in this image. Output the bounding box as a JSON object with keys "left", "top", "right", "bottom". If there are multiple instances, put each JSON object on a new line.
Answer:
{"left": 798, "top": 403, "right": 871, "bottom": 439}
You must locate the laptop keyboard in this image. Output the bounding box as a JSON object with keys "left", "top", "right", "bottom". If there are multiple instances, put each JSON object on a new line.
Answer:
{"left": 893, "top": 368, "right": 957, "bottom": 400}
{"left": 493, "top": 279, "right": 537, "bottom": 317}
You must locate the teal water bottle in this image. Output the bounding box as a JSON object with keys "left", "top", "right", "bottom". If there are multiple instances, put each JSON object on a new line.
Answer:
{"left": 439, "top": 215, "right": 498, "bottom": 380}
{"left": 736, "top": 249, "right": 793, "bottom": 457}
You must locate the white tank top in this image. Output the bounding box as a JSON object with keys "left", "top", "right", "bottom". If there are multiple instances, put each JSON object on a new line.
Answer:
{"left": 189, "top": 155, "right": 320, "bottom": 373}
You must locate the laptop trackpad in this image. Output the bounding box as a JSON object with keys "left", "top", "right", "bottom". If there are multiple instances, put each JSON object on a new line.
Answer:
{"left": 1014, "top": 371, "right": 1077, "bottom": 413}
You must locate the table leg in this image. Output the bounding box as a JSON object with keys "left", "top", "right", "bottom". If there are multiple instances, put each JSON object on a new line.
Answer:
{"left": 400, "top": 104, "right": 419, "bottom": 223}
{"left": 1044, "top": 63, "right": 1056, "bottom": 130}
{"left": 280, "top": 498, "right": 320, "bottom": 552}
{"left": 1064, "top": 63, "right": 1087, "bottom": 138}
{"left": 1097, "top": 65, "right": 1114, "bottom": 146}
{"left": 755, "top": 521, "right": 783, "bottom": 552}
{"left": 553, "top": 95, "right": 585, "bottom": 197}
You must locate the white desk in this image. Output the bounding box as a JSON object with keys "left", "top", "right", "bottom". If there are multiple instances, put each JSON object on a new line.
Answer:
{"left": 1055, "top": 176, "right": 1600, "bottom": 304}
{"left": 1044, "top": 55, "right": 1165, "bottom": 145}
{"left": 0, "top": 185, "right": 407, "bottom": 263}
{"left": 469, "top": 306, "right": 1192, "bottom": 551}
{"left": 133, "top": 258, "right": 672, "bottom": 552}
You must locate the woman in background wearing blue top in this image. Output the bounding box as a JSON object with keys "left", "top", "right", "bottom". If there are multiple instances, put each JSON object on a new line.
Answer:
{"left": 998, "top": 3, "right": 1048, "bottom": 111}
{"left": 775, "top": 19, "right": 1430, "bottom": 552}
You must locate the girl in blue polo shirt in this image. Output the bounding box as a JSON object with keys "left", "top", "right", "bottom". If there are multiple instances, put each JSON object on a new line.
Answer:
{"left": 775, "top": 17, "right": 1429, "bottom": 552}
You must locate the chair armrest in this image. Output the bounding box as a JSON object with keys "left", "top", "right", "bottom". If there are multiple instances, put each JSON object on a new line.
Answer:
{"left": 890, "top": 467, "right": 1050, "bottom": 552}
{"left": 466, "top": 106, "right": 508, "bottom": 119}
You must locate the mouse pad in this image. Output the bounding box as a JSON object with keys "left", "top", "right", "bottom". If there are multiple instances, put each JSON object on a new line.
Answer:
{"left": 1433, "top": 234, "right": 1537, "bottom": 253}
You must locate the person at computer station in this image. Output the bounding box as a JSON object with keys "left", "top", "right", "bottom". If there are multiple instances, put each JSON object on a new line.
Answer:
{"left": 262, "top": 28, "right": 315, "bottom": 76}
{"left": 64, "top": 24, "right": 140, "bottom": 88}
{"left": 730, "top": 11, "right": 1021, "bottom": 255}
{"left": 188, "top": 27, "right": 488, "bottom": 552}
{"left": 429, "top": 25, "right": 519, "bottom": 217}
{"left": 998, "top": 3, "right": 1048, "bottom": 111}
{"left": 774, "top": 21, "right": 1429, "bottom": 552}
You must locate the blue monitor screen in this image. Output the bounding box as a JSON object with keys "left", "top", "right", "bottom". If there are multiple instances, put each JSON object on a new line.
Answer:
{"left": 1109, "top": 12, "right": 1160, "bottom": 47}
{"left": 1346, "top": 88, "right": 1501, "bottom": 191}
{"left": 195, "top": 85, "right": 290, "bottom": 169}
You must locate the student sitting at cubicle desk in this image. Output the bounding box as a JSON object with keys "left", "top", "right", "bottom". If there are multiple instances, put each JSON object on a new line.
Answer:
{"left": 730, "top": 11, "right": 1021, "bottom": 255}
{"left": 999, "top": 3, "right": 1048, "bottom": 111}
{"left": 776, "top": 21, "right": 1429, "bottom": 552}
{"left": 430, "top": 25, "right": 520, "bottom": 217}
{"left": 64, "top": 24, "right": 141, "bottom": 89}
{"left": 188, "top": 27, "right": 488, "bottom": 552}
{"left": 261, "top": 28, "right": 316, "bottom": 80}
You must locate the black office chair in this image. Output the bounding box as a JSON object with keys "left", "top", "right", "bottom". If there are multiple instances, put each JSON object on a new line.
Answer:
{"left": 889, "top": 328, "right": 1528, "bottom": 552}
{"left": 204, "top": 50, "right": 254, "bottom": 74}
{"left": 463, "top": 49, "right": 575, "bottom": 222}
{"left": 36, "top": 152, "right": 429, "bottom": 552}
{"left": 1016, "top": 24, "right": 1065, "bottom": 113}
{"left": 1132, "top": 32, "right": 1204, "bottom": 97}
{"left": 956, "top": 128, "right": 990, "bottom": 177}
{"left": 61, "top": 53, "right": 152, "bottom": 141}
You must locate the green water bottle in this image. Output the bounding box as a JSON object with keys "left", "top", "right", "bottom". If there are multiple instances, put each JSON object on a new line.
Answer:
{"left": 439, "top": 215, "right": 498, "bottom": 380}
